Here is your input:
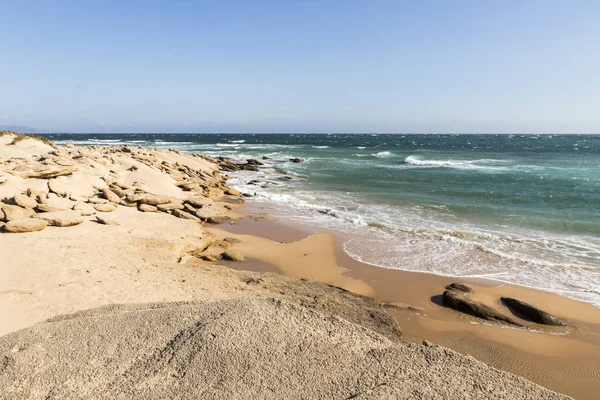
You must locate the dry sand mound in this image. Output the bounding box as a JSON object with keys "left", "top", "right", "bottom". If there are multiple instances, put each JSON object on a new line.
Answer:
{"left": 0, "top": 298, "right": 566, "bottom": 400}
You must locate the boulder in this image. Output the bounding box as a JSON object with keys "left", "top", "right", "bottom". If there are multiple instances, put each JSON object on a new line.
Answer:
{"left": 500, "top": 297, "right": 566, "bottom": 326}
{"left": 138, "top": 204, "right": 158, "bottom": 213}
{"left": 93, "top": 203, "right": 117, "bottom": 213}
{"left": 221, "top": 250, "right": 244, "bottom": 262}
{"left": 289, "top": 158, "right": 304, "bottom": 163}
{"left": 119, "top": 200, "right": 138, "bottom": 208}
{"left": 445, "top": 283, "right": 472, "bottom": 293}
{"left": 183, "top": 203, "right": 197, "bottom": 214}
{"left": 223, "top": 237, "right": 242, "bottom": 244}
{"left": 35, "top": 211, "right": 83, "bottom": 227}
{"left": 88, "top": 197, "right": 109, "bottom": 204}
{"left": 0, "top": 209, "right": 4, "bottom": 222}
{"left": 13, "top": 194, "right": 37, "bottom": 209}
{"left": 3, "top": 218, "right": 48, "bottom": 233}
{"left": 137, "top": 194, "right": 172, "bottom": 206}
{"left": 156, "top": 203, "right": 184, "bottom": 212}
{"left": 48, "top": 179, "right": 70, "bottom": 197}
{"left": 1, "top": 204, "right": 35, "bottom": 221}
{"left": 207, "top": 215, "right": 231, "bottom": 225}
{"left": 73, "top": 203, "right": 96, "bottom": 216}
{"left": 95, "top": 215, "right": 120, "bottom": 226}
{"left": 102, "top": 188, "right": 121, "bottom": 204}
{"left": 442, "top": 290, "right": 522, "bottom": 326}
{"left": 185, "top": 196, "right": 213, "bottom": 208}
{"left": 172, "top": 209, "right": 200, "bottom": 221}
{"left": 108, "top": 185, "right": 126, "bottom": 198}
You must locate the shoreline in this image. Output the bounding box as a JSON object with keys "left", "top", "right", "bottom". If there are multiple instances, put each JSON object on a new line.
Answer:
{"left": 1, "top": 134, "right": 598, "bottom": 398}
{"left": 210, "top": 201, "right": 600, "bottom": 399}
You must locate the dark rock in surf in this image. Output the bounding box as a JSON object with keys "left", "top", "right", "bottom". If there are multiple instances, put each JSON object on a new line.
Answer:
{"left": 442, "top": 290, "right": 522, "bottom": 326}
{"left": 289, "top": 158, "right": 304, "bottom": 163}
{"left": 500, "top": 297, "right": 566, "bottom": 326}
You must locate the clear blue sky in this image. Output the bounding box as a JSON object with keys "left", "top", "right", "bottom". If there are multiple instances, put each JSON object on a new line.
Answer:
{"left": 1, "top": 1, "right": 599, "bottom": 133}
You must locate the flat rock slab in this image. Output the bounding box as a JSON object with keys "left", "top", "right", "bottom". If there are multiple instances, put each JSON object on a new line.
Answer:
{"left": 501, "top": 297, "right": 566, "bottom": 326}
{"left": 137, "top": 194, "right": 172, "bottom": 205}
{"left": 1, "top": 204, "right": 35, "bottom": 221}
{"left": 442, "top": 290, "right": 522, "bottom": 327}
{"left": 73, "top": 203, "right": 96, "bottom": 216}
{"left": 3, "top": 218, "right": 48, "bottom": 233}
{"left": 12, "top": 194, "right": 37, "bottom": 209}
{"left": 93, "top": 203, "right": 117, "bottom": 212}
{"left": 102, "top": 188, "right": 121, "bottom": 204}
{"left": 172, "top": 209, "right": 199, "bottom": 220}
{"left": 22, "top": 166, "right": 77, "bottom": 179}
{"left": 36, "top": 211, "right": 83, "bottom": 227}
{"left": 186, "top": 196, "right": 214, "bottom": 208}
{"left": 138, "top": 204, "right": 157, "bottom": 212}
{"left": 96, "top": 215, "right": 120, "bottom": 225}
{"left": 221, "top": 250, "right": 244, "bottom": 261}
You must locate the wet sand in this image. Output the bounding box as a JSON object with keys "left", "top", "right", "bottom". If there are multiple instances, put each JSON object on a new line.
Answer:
{"left": 211, "top": 203, "right": 600, "bottom": 400}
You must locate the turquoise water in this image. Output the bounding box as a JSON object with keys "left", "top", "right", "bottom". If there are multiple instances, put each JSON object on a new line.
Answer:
{"left": 48, "top": 133, "right": 600, "bottom": 305}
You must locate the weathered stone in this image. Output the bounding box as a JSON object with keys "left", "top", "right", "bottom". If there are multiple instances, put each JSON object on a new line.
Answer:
{"left": 93, "top": 203, "right": 117, "bottom": 213}
{"left": 138, "top": 204, "right": 158, "bottom": 212}
{"left": 3, "top": 218, "right": 48, "bottom": 233}
{"left": 211, "top": 240, "right": 232, "bottom": 249}
{"left": 119, "top": 200, "right": 138, "bottom": 208}
{"left": 73, "top": 203, "right": 96, "bottom": 216}
{"left": 200, "top": 254, "right": 221, "bottom": 262}
{"left": 224, "top": 188, "right": 241, "bottom": 196}
{"left": 289, "top": 158, "right": 304, "bottom": 163}
{"left": 172, "top": 209, "right": 200, "bottom": 221}
{"left": 207, "top": 215, "right": 231, "bottom": 225}
{"left": 48, "top": 179, "right": 70, "bottom": 197}
{"left": 22, "top": 166, "right": 77, "bottom": 179}
{"left": 442, "top": 290, "right": 522, "bottom": 326}
{"left": 185, "top": 196, "right": 214, "bottom": 208}
{"left": 223, "top": 237, "right": 242, "bottom": 244}
{"left": 501, "top": 297, "right": 566, "bottom": 326}
{"left": 95, "top": 215, "right": 120, "bottom": 225}
{"left": 194, "top": 206, "right": 221, "bottom": 220}
{"left": 137, "top": 194, "right": 172, "bottom": 205}
{"left": 156, "top": 203, "right": 184, "bottom": 212}
{"left": 183, "top": 203, "right": 197, "bottom": 214}
{"left": 36, "top": 203, "right": 66, "bottom": 213}
{"left": 102, "top": 188, "right": 121, "bottom": 204}
{"left": 1, "top": 204, "right": 35, "bottom": 221}
{"left": 108, "top": 185, "right": 126, "bottom": 198}
{"left": 221, "top": 250, "right": 244, "bottom": 262}
{"left": 0, "top": 209, "right": 4, "bottom": 221}
{"left": 13, "top": 194, "right": 37, "bottom": 209}
{"left": 36, "top": 211, "right": 83, "bottom": 227}
{"left": 88, "top": 197, "right": 109, "bottom": 204}
{"left": 445, "top": 283, "right": 472, "bottom": 293}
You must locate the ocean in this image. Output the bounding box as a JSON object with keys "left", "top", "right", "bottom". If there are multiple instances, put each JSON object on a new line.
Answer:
{"left": 47, "top": 133, "right": 600, "bottom": 306}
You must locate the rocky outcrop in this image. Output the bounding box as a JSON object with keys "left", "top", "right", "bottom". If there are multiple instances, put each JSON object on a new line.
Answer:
{"left": 102, "top": 188, "right": 121, "bottom": 204}
{"left": 501, "top": 297, "right": 567, "bottom": 326}
{"left": 1, "top": 204, "right": 35, "bottom": 221}
{"left": 12, "top": 194, "right": 37, "bottom": 209}
{"left": 442, "top": 290, "right": 522, "bottom": 326}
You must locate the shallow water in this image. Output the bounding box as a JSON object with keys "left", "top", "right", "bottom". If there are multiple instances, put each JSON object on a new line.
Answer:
{"left": 47, "top": 133, "right": 600, "bottom": 306}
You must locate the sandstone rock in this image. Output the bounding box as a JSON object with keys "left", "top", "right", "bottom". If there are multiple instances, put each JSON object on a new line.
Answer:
{"left": 36, "top": 211, "right": 83, "bottom": 227}
{"left": 3, "top": 218, "right": 48, "bottom": 233}
{"left": 222, "top": 250, "right": 244, "bottom": 262}
{"left": 223, "top": 237, "right": 242, "bottom": 244}
{"left": 137, "top": 194, "right": 172, "bottom": 205}
{"left": 102, "top": 188, "right": 121, "bottom": 204}
{"left": 95, "top": 215, "right": 120, "bottom": 225}
{"left": 172, "top": 209, "right": 200, "bottom": 220}
{"left": 23, "top": 166, "right": 77, "bottom": 179}
{"left": 183, "top": 203, "right": 197, "bottom": 213}
{"left": 88, "top": 197, "right": 109, "bottom": 204}
{"left": 73, "top": 203, "right": 96, "bottom": 216}
{"left": 13, "top": 194, "right": 37, "bottom": 209}
{"left": 93, "top": 203, "right": 117, "bottom": 213}
{"left": 200, "top": 254, "right": 221, "bottom": 262}
{"left": 1, "top": 204, "right": 35, "bottom": 221}
{"left": 0, "top": 209, "right": 4, "bottom": 221}
{"left": 194, "top": 206, "right": 221, "bottom": 220}
{"left": 211, "top": 240, "right": 232, "bottom": 249}
{"left": 108, "top": 185, "right": 126, "bottom": 198}
{"left": 185, "top": 196, "right": 213, "bottom": 208}
{"left": 224, "top": 188, "right": 241, "bottom": 196}
{"left": 445, "top": 283, "right": 472, "bottom": 293}
{"left": 36, "top": 203, "right": 66, "bottom": 213}
{"left": 156, "top": 203, "right": 184, "bottom": 212}
{"left": 442, "top": 290, "right": 522, "bottom": 326}
{"left": 48, "top": 179, "right": 70, "bottom": 197}
{"left": 138, "top": 204, "right": 158, "bottom": 212}
{"left": 501, "top": 297, "right": 566, "bottom": 326}
{"left": 207, "top": 215, "right": 231, "bottom": 225}
{"left": 119, "top": 200, "right": 138, "bottom": 208}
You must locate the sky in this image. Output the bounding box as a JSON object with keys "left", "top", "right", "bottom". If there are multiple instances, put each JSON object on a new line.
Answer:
{"left": 1, "top": 0, "right": 599, "bottom": 133}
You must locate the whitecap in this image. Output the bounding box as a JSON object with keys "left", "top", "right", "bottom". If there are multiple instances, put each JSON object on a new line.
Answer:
{"left": 372, "top": 151, "right": 394, "bottom": 158}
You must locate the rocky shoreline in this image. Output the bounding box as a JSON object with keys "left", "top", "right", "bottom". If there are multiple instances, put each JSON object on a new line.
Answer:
{"left": 0, "top": 132, "right": 578, "bottom": 399}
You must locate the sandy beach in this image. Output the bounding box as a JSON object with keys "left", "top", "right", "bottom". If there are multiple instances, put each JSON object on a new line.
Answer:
{"left": 1, "top": 133, "right": 598, "bottom": 399}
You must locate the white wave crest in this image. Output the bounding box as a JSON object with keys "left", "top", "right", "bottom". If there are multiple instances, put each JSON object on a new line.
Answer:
{"left": 312, "top": 145, "right": 329, "bottom": 149}
{"left": 372, "top": 151, "right": 394, "bottom": 158}
{"left": 404, "top": 156, "right": 508, "bottom": 171}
